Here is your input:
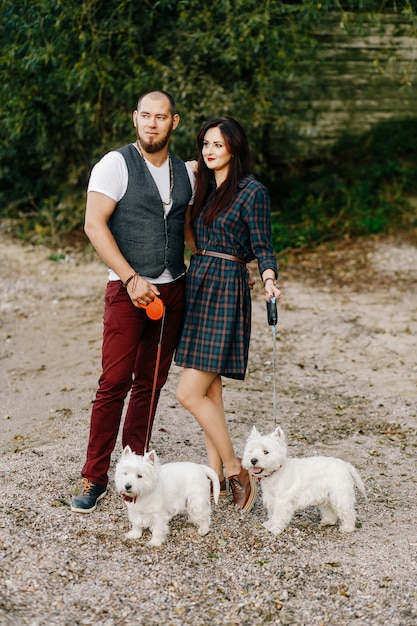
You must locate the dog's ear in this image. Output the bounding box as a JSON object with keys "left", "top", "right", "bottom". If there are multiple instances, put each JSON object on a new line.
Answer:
{"left": 272, "top": 426, "right": 286, "bottom": 441}
{"left": 274, "top": 426, "right": 285, "bottom": 441}
{"left": 249, "top": 426, "right": 261, "bottom": 439}
{"left": 146, "top": 450, "right": 157, "bottom": 463}
{"left": 122, "top": 445, "right": 133, "bottom": 456}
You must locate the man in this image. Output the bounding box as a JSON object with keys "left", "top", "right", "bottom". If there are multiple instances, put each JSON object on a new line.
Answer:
{"left": 71, "top": 91, "right": 195, "bottom": 513}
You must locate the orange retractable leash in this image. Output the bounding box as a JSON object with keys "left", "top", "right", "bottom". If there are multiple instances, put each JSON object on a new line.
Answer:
{"left": 142, "top": 296, "right": 166, "bottom": 450}
{"left": 138, "top": 295, "right": 164, "bottom": 320}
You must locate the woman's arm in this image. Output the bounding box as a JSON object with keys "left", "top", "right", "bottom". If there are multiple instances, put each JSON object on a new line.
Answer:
{"left": 184, "top": 204, "right": 197, "bottom": 254}
{"left": 244, "top": 182, "right": 281, "bottom": 301}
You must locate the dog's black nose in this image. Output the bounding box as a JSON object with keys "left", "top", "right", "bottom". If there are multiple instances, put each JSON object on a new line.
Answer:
{"left": 251, "top": 458, "right": 258, "bottom": 466}
{"left": 125, "top": 483, "right": 132, "bottom": 491}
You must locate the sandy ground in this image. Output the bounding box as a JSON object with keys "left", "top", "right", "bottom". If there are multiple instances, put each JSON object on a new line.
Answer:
{"left": 0, "top": 231, "right": 416, "bottom": 625}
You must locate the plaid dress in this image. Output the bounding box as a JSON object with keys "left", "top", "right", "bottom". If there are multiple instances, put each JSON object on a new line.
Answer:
{"left": 175, "top": 174, "right": 278, "bottom": 380}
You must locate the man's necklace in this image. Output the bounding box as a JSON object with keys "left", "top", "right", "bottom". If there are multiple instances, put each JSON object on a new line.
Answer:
{"left": 136, "top": 141, "right": 174, "bottom": 215}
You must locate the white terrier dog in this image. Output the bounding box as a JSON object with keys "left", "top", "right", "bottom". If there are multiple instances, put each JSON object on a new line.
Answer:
{"left": 242, "top": 426, "right": 365, "bottom": 535}
{"left": 114, "top": 446, "right": 220, "bottom": 547}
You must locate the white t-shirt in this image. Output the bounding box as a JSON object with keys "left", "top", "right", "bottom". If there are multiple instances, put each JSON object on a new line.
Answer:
{"left": 87, "top": 143, "right": 195, "bottom": 283}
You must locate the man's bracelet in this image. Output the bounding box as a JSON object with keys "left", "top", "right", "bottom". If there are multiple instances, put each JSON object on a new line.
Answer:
{"left": 264, "top": 277, "right": 276, "bottom": 285}
{"left": 123, "top": 273, "right": 137, "bottom": 289}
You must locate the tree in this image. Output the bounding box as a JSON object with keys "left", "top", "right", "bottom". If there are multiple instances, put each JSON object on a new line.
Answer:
{"left": 1, "top": 0, "right": 415, "bottom": 245}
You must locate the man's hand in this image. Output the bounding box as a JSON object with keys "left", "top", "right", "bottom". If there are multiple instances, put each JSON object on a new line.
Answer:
{"left": 127, "top": 274, "right": 160, "bottom": 308}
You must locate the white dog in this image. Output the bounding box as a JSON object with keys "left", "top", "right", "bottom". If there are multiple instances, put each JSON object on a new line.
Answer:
{"left": 242, "top": 426, "right": 365, "bottom": 535}
{"left": 114, "top": 446, "right": 220, "bottom": 547}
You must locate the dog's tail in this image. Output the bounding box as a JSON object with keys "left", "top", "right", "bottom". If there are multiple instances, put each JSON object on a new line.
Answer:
{"left": 349, "top": 464, "right": 366, "bottom": 497}
{"left": 204, "top": 467, "right": 220, "bottom": 504}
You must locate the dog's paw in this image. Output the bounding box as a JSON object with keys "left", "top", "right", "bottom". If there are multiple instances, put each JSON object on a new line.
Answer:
{"left": 263, "top": 520, "right": 283, "bottom": 535}
{"left": 125, "top": 529, "right": 142, "bottom": 540}
{"left": 320, "top": 519, "right": 337, "bottom": 528}
{"left": 147, "top": 536, "right": 164, "bottom": 547}
{"left": 339, "top": 523, "right": 355, "bottom": 533}
{"left": 197, "top": 524, "right": 210, "bottom": 536}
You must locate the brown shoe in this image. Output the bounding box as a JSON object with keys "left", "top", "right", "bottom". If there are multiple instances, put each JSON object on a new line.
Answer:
{"left": 219, "top": 478, "right": 228, "bottom": 498}
{"left": 228, "top": 462, "right": 257, "bottom": 512}
{"left": 211, "top": 478, "right": 228, "bottom": 499}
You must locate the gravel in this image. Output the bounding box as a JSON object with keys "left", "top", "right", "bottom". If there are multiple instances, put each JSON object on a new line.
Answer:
{"left": 1, "top": 233, "right": 417, "bottom": 625}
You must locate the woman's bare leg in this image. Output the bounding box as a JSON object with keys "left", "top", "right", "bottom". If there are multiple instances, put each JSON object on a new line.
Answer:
{"left": 177, "top": 368, "right": 241, "bottom": 477}
{"left": 204, "top": 376, "right": 226, "bottom": 481}
{"left": 177, "top": 367, "right": 257, "bottom": 512}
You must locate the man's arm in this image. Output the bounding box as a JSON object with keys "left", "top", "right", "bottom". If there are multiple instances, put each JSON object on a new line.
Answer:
{"left": 85, "top": 191, "right": 159, "bottom": 304}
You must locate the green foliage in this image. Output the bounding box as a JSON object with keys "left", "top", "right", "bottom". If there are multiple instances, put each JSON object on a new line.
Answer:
{"left": 0, "top": 0, "right": 416, "bottom": 248}
{"left": 269, "top": 118, "right": 417, "bottom": 251}
{"left": 1, "top": 0, "right": 158, "bottom": 240}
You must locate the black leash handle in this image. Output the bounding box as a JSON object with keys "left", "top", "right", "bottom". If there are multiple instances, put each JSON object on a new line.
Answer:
{"left": 267, "top": 296, "right": 278, "bottom": 326}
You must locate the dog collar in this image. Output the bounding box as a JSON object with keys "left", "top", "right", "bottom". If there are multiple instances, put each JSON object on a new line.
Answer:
{"left": 258, "top": 464, "right": 283, "bottom": 481}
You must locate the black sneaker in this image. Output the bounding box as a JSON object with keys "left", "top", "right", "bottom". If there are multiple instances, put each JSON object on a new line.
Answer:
{"left": 71, "top": 478, "right": 107, "bottom": 513}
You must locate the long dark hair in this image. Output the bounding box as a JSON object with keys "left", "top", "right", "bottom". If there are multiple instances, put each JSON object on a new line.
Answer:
{"left": 191, "top": 117, "right": 252, "bottom": 224}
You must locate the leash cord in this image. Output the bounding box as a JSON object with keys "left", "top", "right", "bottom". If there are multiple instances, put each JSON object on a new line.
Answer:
{"left": 272, "top": 325, "right": 277, "bottom": 428}
{"left": 144, "top": 307, "right": 166, "bottom": 450}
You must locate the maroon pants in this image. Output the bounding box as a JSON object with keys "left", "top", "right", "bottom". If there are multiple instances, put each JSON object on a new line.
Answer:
{"left": 81, "top": 276, "right": 186, "bottom": 486}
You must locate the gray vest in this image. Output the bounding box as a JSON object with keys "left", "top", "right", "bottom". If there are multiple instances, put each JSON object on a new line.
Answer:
{"left": 108, "top": 144, "right": 192, "bottom": 279}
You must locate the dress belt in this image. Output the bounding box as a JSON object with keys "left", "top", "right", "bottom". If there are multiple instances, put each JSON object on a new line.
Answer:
{"left": 193, "top": 249, "right": 246, "bottom": 265}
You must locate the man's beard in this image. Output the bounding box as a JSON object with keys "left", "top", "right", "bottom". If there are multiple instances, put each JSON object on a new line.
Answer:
{"left": 137, "top": 127, "right": 172, "bottom": 154}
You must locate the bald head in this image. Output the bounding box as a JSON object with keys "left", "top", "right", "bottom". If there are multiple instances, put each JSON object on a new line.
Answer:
{"left": 137, "top": 91, "right": 177, "bottom": 117}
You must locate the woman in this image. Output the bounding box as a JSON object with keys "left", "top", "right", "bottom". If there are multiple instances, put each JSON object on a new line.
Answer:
{"left": 175, "top": 117, "right": 281, "bottom": 512}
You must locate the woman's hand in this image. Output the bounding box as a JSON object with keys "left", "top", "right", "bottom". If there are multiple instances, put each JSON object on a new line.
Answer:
{"left": 263, "top": 276, "right": 282, "bottom": 302}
